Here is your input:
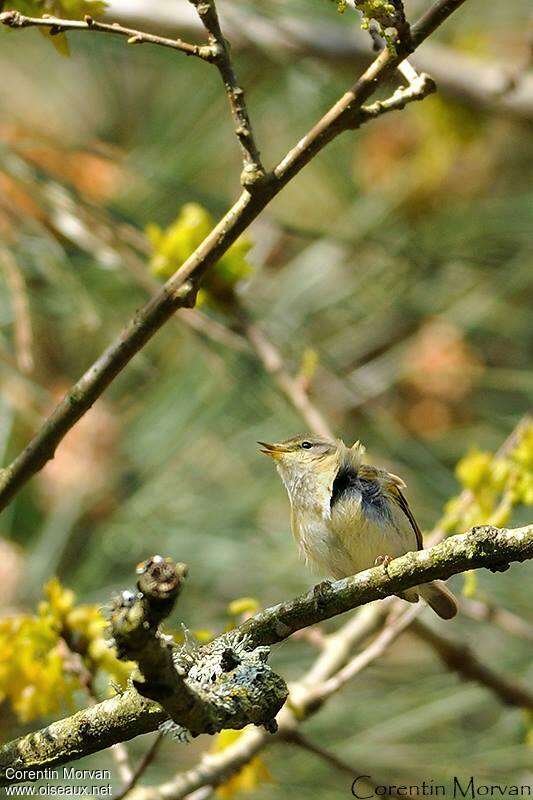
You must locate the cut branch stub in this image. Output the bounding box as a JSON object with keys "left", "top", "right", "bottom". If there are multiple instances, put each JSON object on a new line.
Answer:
{"left": 109, "top": 555, "right": 288, "bottom": 739}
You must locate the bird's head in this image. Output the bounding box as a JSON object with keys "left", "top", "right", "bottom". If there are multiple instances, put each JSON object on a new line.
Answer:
{"left": 258, "top": 435, "right": 341, "bottom": 492}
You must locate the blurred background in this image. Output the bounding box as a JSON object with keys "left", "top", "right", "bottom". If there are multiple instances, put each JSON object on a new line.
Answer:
{"left": 0, "top": 0, "right": 532, "bottom": 797}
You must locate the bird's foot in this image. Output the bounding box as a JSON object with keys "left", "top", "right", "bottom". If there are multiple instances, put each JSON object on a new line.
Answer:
{"left": 374, "top": 554, "right": 393, "bottom": 575}
{"left": 312, "top": 579, "right": 333, "bottom": 610}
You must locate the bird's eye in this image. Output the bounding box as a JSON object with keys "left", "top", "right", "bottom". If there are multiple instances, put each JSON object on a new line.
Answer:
{"left": 301, "top": 441, "right": 313, "bottom": 449}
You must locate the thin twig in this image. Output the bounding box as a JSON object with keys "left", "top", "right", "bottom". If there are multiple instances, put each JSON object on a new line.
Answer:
{"left": 188, "top": 0, "right": 265, "bottom": 185}
{"left": 0, "top": 247, "right": 34, "bottom": 374}
{"left": 304, "top": 603, "right": 422, "bottom": 708}
{"left": 357, "top": 71, "right": 436, "bottom": 124}
{"left": 0, "top": 10, "right": 213, "bottom": 59}
{"left": 110, "top": 744, "right": 134, "bottom": 787}
{"left": 411, "top": 618, "right": 533, "bottom": 709}
{"left": 113, "top": 733, "right": 164, "bottom": 800}
{"left": 0, "top": 0, "right": 470, "bottom": 514}
{"left": 282, "top": 729, "right": 367, "bottom": 777}
{"left": 240, "top": 313, "right": 333, "bottom": 439}
{"left": 460, "top": 596, "right": 533, "bottom": 641}
{"left": 428, "top": 413, "right": 532, "bottom": 545}
{"left": 282, "top": 730, "right": 411, "bottom": 796}
{"left": 103, "top": 4, "right": 533, "bottom": 121}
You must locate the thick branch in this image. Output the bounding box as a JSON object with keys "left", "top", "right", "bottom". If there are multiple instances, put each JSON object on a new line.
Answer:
{"left": 0, "top": 0, "right": 469, "bottom": 514}
{"left": 0, "top": 10, "right": 213, "bottom": 58}
{"left": 1, "top": 523, "right": 531, "bottom": 785}
{"left": 0, "top": 690, "right": 166, "bottom": 784}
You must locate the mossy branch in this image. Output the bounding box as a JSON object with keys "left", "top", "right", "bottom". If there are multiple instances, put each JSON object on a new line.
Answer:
{"left": 1, "top": 523, "right": 531, "bottom": 786}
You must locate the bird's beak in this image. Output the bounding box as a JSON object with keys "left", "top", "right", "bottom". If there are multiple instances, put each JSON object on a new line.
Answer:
{"left": 258, "top": 441, "right": 289, "bottom": 460}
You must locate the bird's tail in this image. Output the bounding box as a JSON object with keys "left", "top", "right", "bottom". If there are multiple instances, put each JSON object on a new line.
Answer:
{"left": 416, "top": 581, "right": 458, "bottom": 620}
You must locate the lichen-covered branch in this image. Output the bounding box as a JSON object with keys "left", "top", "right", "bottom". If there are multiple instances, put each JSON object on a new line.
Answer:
{"left": 1, "top": 523, "right": 531, "bottom": 786}
{"left": 110, "top": 556, "right": 288, "bottom": 739}
{"left": 0, "top": 10, "right": 213, "bottom": 58}
{"left": 0, "top": 0, "right": 469, "bottom": 514}
{"left": 0, "top": 690, "right": 166, "bottom": 785}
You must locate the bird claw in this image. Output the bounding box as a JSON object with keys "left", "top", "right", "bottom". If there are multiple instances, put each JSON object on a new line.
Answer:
{"left": 374, "top": 554, "right": 393, "bottom": 574}
{"left": 312, "top": 580, "right": 333, "bottom": 609}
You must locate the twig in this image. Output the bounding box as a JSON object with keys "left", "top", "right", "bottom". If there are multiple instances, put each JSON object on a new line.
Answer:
{"left": 0, "top": 10, "right": 213, "bottom": 59}
{"left": 356, "top": 71, "right": 436, "bottom": 124}
{"left": 110, "top": 744, "right": 134, "bottom": 787}
{"left": 1, "top": 522, "right": 531, "bottom": 784}
{"left": 411, "top": 618, "right": 533, "bottom": 709}
{"left": 428, "top": 413, "right": 532, "bottom": 545}
{"left": 282, "top": 729, "right": 371, "bottom": 780}
{"left": 460, "top": 596, "right": 533, "bottom": 641}
{"left": 0, "top": 0, "right": 470, "bottom": 514}
{"left": 281, "top": 730, "right": 411, "bottom": 796}
{"left": 303, "top": 603, "right": 422, "bottom": 708}
{"left": 188, "top": 0, "right": 265, "bottom": 186}
{"left": 103, "top": 3, "right": 533, "bottom": 121}
{"left": 0, "top": 247, "right": 34, "bottom": 374}
{"left": 240, "top": 314, "right": 333, "bottom": 439}
{"left": 113, "top": 733, "right": 164, "bottom": 800}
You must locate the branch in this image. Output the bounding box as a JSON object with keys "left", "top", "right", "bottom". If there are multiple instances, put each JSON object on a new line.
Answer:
{"left": 238, "top": 524, "right": 532, "bottom": 648}
{"left": 188, "top": 0, "right": 265, "bottom": 186}
{"left": 124, "top": 602, "right": 402, "bottom": 800}
{"left": 239, "top": 313, "right": 333, "bottom": 439}
{"left": 356, "top": 70, "right": 436, "bottom": 124}
{"left": 280, "top": 730, "right": 416, "bottom": 798}
{"left": 112, "top": 733, "right": 163, "bottom": 800}
{"left": 0, "top": 0, "right": 470, "bottom": 514}
{"left": 109, "top": 557, "right": 288, "bottom": 739}
{"left": 0, "top": 10, "right": 213, "bottom": 59}
{"left": 302, "top": 603, "right": 422, "bottom": 710}
{"left": 103, "top": 3, "right": 533, "bottom": 121}
{"left": 0, "top": 246, "right": 34, "bottom": 374}
{"left": 460, "top": 596, "right": 533, "bottom": 641}
{"left": 411, "top": 618, "right": 533, "bottom": 709}
{"left": 1, "top": 523, "right": 531, "bottom": 785}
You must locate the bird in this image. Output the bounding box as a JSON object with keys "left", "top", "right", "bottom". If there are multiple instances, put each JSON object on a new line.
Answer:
{"left": 259, "top": 434, "right": 457, "bottom": 620}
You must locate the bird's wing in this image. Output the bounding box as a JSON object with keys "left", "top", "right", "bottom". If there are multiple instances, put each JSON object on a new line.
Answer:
{"left": 385, "top": 473, "right": 424, "bottom": 551}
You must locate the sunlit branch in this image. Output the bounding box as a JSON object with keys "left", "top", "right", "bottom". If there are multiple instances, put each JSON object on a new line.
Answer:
{"left": 0, "top": 9, "right": 213, "bottom": 58}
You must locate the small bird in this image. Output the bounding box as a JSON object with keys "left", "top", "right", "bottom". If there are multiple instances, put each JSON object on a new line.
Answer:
{"left": 259, "top": 434, "right": 457, "bottom": 619}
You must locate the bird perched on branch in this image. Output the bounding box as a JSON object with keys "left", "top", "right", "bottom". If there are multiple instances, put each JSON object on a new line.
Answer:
{"left": 259, "top": 434, "right": 457, "bottom": 619}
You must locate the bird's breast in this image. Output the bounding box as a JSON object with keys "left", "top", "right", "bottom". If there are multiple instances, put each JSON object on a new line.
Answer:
{"left": 291, "top": 499, "right": 354, "bottom": 578}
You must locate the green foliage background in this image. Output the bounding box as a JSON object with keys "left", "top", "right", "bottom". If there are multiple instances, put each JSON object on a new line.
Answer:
{"left": 0, "top": 0, "right": 532, "bottom": 796}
